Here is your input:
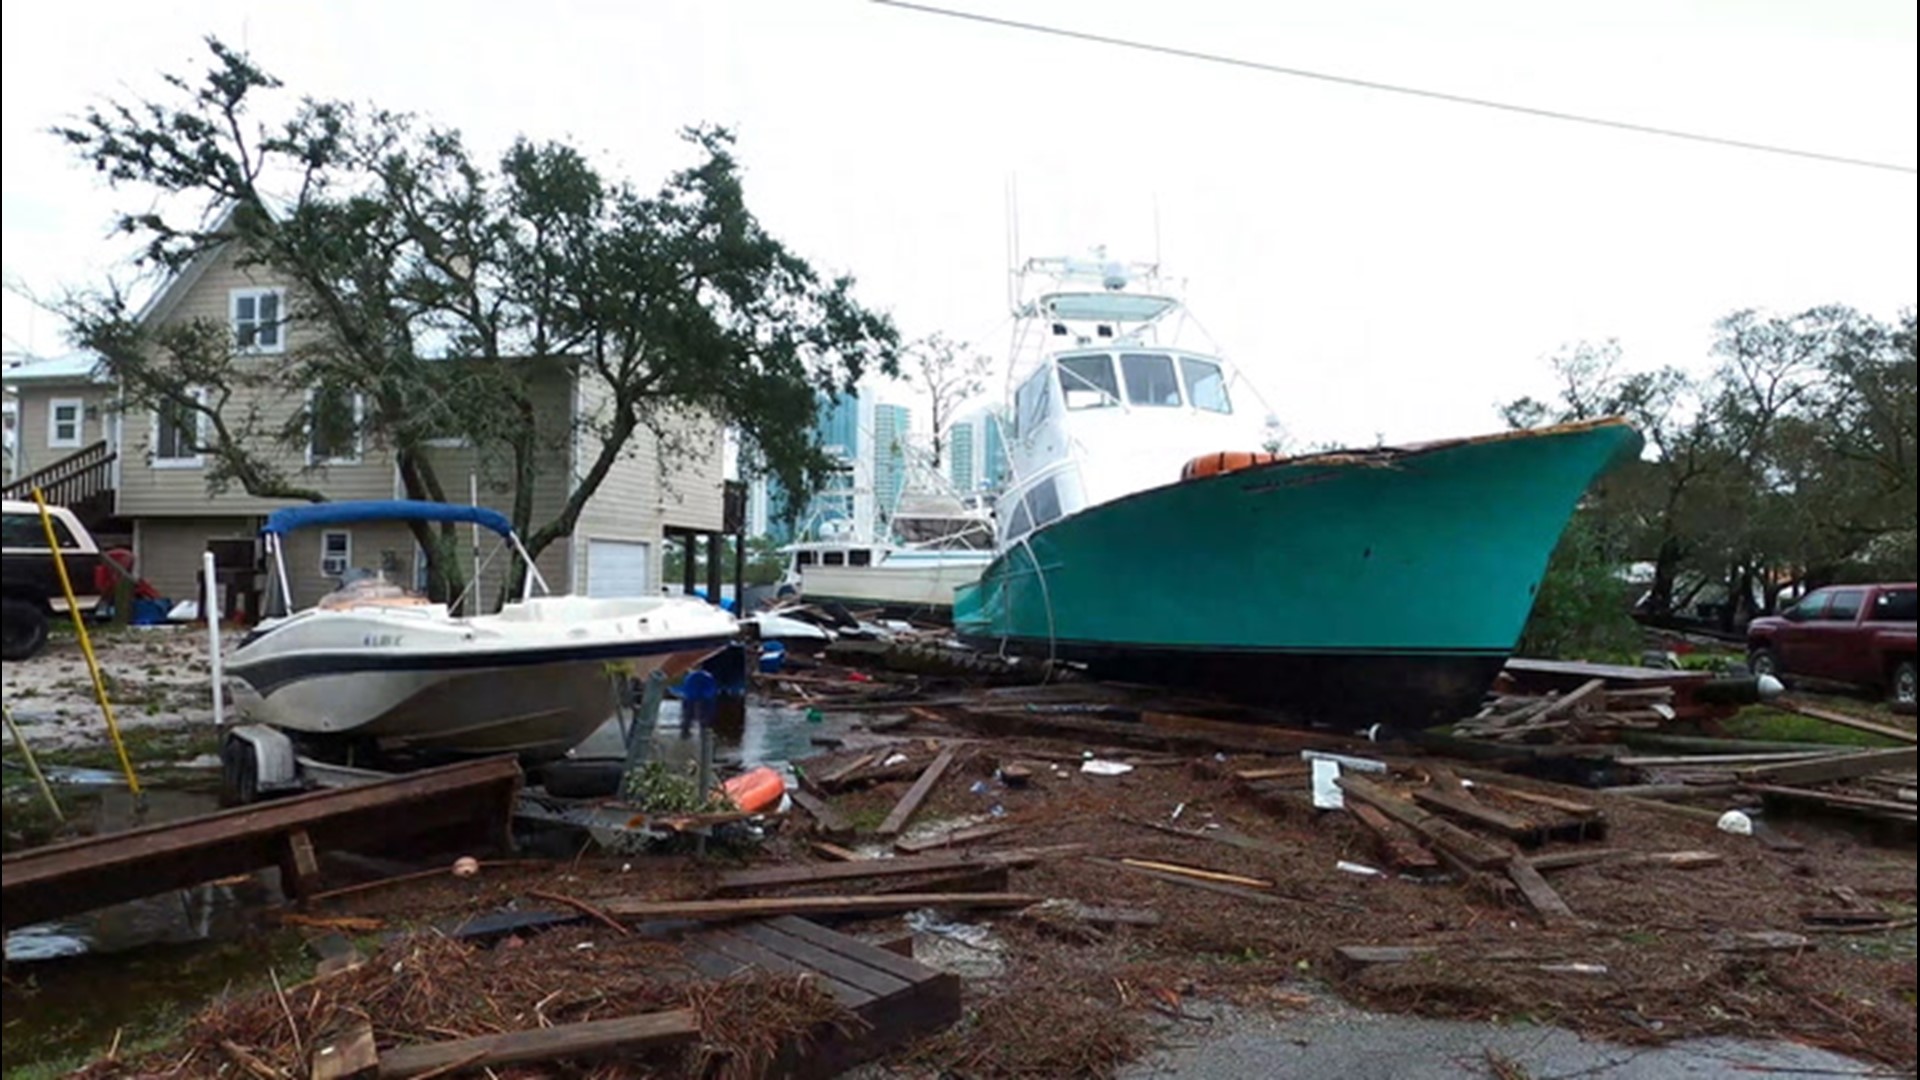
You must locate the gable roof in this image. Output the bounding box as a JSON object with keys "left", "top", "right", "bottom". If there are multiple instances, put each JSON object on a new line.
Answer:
{"left": 2, "top": 351, "right": 108, "bottom": 386}
{"left": 133, "top": 202, "right": 242, "bottom": 328}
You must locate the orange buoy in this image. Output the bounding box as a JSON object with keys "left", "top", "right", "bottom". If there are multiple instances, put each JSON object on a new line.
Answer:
{"left": 722, "top": 766, "right": 786, "bottom": 814}
{"left": 1181, "top": 450, "right": 1279, "bottom": 481}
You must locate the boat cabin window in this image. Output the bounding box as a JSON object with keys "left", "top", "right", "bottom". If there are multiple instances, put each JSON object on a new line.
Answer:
{"left": 1180, "top": 357, "right": 1233, "bottom": 413}
{"left": 1006, "top": 497, "right": 1034, "bottom": 539}
{"left": 823, "top": 550, "right": 846, "bottom": 567}
{"left": 848, "top": 548, "right": 873, "bottom": 567}
{"left": 1058, "top": 354, "right": 1120, "bottom": 411}
{"left": 796, "top": 550, "right": 818, "bottom": 567}
{"left": 1120, "top": 353, "right": 1182, "bottom": 407}
{"left": 1025, "top": 478, "right": 1064, "bottom": 530}
{"left": 1016, "top": 368, "right": 1053, "bottom": 435}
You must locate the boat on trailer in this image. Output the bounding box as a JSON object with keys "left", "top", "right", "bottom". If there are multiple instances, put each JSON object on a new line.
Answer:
{"left": 953, "top": 252, "right": 1642, "bottom": 729}
{"left": 225, "top": 500, "right": 735, "bottom": 766}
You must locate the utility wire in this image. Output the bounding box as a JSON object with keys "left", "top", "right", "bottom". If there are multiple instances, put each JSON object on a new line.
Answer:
{"left": 872, "top": 0, "right": 1918, "bottom": 175}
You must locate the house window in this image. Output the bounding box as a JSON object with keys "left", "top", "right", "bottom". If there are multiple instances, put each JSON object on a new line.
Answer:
{"left": 232, "top": 287, "right": 286, "bottom": 353}
{"left": 48, "top": 398, "right": 84, "bottom": 448}
{"left": 320, "top": 530, "right": 352, "bottom": 578}
{"left": 153, "top": 389, "right": 208, "bottom": 468}
{"left": 307, "top": 386, "right": 364, "bottom": 465}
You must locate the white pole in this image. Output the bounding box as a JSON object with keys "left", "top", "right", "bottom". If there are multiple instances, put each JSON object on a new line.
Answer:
{"left": 203, "top": 549, "right": 225, "bottom": 728}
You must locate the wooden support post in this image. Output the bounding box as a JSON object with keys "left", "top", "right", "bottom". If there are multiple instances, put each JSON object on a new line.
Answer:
{"left": 706, "top": 532, "right": 723, "bottom": 611}
{"left": 281, "top": 828, "right": 321, "bottom": 900}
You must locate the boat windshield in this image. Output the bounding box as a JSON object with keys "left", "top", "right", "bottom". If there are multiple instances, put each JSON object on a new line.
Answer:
{"left": 1181, "top": 357, "right": 1233, "bottom": 414}
{"left": 317, "top": 569, "right": 430, "bottom": 610}
{"left": 1121, "top": 353, "right": 1183, "bottom": 407}
{"left": 1058, "top": 354, "right": 1121, "bottom": 410}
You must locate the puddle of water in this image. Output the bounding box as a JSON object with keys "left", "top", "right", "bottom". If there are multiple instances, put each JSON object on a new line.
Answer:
{"left": 573, "top": 697, "right": 872, "bottom": 783}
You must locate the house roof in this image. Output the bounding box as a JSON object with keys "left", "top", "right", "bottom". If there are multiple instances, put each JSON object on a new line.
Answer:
{"left": 2, "top": 351, "right": 107, "bottom": 386}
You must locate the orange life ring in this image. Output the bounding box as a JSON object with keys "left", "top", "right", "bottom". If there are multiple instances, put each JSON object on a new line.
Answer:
{"left": 722, "top": 766, "right": 786, "bottom": 814}
{"left": 1181, "top": 450, "right": 1279, "bottom": 481}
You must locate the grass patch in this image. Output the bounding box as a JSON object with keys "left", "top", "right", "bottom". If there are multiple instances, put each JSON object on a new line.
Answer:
{"left": 1721, "top": 706, "right": 1906, "bottom": 748}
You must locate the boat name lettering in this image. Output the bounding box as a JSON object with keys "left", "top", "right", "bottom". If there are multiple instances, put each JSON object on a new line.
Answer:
{"left": 361, "top": 633, "right": 404, "bottom": 648}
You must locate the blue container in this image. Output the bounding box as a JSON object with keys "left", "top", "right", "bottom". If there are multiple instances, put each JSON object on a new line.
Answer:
{"left": 759, "top": 641, "right": 788, "bottom": 674}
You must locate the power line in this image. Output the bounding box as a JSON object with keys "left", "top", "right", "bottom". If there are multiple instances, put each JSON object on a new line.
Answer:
{"left": 872, "top": 0, "right": 1918, "bottom": 175}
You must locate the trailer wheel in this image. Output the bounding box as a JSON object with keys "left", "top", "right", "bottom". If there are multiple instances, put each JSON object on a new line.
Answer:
{"left": 1746, "top": 647, "right": 1779, "bottom": 680}
{"left": 1, "top": 597, "right": 49, "bottom": 661}
{"left": 220, "top": 734, "right": 261, "bottom": 807}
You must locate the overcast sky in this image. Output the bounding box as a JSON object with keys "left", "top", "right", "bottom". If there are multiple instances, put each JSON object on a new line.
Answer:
{"left": 4, "top": 0, "right": 1914, "bottom": 447}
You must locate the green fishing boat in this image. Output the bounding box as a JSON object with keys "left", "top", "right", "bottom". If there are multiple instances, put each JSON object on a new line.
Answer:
{"left": 953, "top": 253, "right": 1642, "bottom": 728}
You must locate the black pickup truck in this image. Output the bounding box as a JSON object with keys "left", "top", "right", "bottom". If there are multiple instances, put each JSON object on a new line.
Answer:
{"left": 1, "top": 499, "right": 104, "bottom": 660}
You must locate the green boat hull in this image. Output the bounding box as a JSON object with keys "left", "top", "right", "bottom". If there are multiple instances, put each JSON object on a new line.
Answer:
{"left": 954, "top": 420, "right": 1642, "bottom": 727}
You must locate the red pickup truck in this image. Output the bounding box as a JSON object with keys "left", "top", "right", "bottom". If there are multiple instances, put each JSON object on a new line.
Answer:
{"left": 1747, "top": 582, "right": 1917, "bottom": 707}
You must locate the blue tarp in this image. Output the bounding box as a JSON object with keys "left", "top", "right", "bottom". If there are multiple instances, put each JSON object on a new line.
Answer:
{"left": 260, "top": 500, "right": 516, "bottom": 538}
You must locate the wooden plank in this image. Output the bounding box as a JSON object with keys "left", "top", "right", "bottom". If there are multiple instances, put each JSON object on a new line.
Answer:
{"left": 1333, "top": 945, "right": 1436, "bottom": 974}
{"left": 698, "top": 929, "right": 872, "bottom": 1007}
{"left": 1471, "top": 782, "right": 1600, "bottom": 819}
{"left": 1, "top": 756, "right": 522, "bottom": 933}
{"left": 1089, "top": 857, "right": 1305, "bottom": 907}
{"left": 714, "top": 845, "right": 1078, "bottom": 893}
{"left": 1234, "top": 765, "right": 1312, "bottom": 782}
{"left": 1775, "top": 699, "right": 1918, "bottom": 745}
{"left": 376, "top": 1009, "right": 699, "bottom": 1078}
{"left": 1346, "top": 802, "right": 1442, "bottom": 873}
{"left": 1526, "top": 848, "right": 1629, "bottom": 872}
{"left": 810, "top": 841, "right": 864, "bottom": 862}
{"left": 1412, "top": 787, "right": 1542, "bottom": 843}
{"left": 877, "top": 748, "right": 959, "bottom": 837}
{"left": 788, "top": 789, "right": 853, "bottom": 836}
{"left": 281, "top": 829, "right": 321, "bottom": 900}
{"left": 1507, "top": 859, "right": 1577, "bottom": 923}
{"left": 1736, "top": 747, "right": 1919, "bottom": 787}
{"left": 735, "top": 921, "right": 912, "bottom": 999}
{"left": 818, "top": 753, "right": 880, "bottom": 789}
{"left": 894, "top": 822, "right": 1014, "bottom": 855}
{"left": 767, "top": 916, "right": 945, "bottom": 985}
{"left": 1746, "top": 784, "right": 1920, "bottom": 817}
{"left": 872, "top": 866, "right": 1010, "bottom": 896}
{"left": 313, "top": 1023, "right": 378, "bottom": 1080}
{"left": 1117, "top": 815, "right": 1299, "bottom": 859}
{"left": 601, "top": 893, "right": 1041, "bottom": 922}
{"left": 1119, "top": 858, "right": 1273, "bottom": 889}
{"left": 1337, "top": 776, "right": 1513, "bottom": 870}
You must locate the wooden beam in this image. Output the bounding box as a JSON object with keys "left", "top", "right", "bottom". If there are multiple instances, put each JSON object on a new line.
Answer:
{"left": 788, "top": 789, "right": 852, "bottom": 836}
{"left": 1411, "top": 787, "right": 1543, "bottom": 844}
{"left": 810, "top": 841, "right": 864, "bottom": 862}
{"left": 1346, "top": 802, "right": 1442, "bottom": 873}
{"left": 1333, "top": 945, "right": 1436, "bottom": 974}
{"left": 1507, "top": 859, "right": 1576, "bottom": 923}
{"left": 601, "top": 893, "right": 1041, "bottom": 922}
{"left": 377, "top": 1009, "right": 699, "bottom": 1077}
{"left": 1088, "top": 857, "right": 1305, "bottom": 907}
{"left": 0, "top": 756, "right": 522, "bottom": 933}
{"left": 1775, "top": 699, "right": 1917, "bottom": 745}
{"left": 1336, "top": 776, "right": 1513, "bottom": 870}
{"left": 877, "top": 747, "right": 958, "bottom": 837}
{"left": 714, "top": 845, "right": 1081, "bottom": 893}
{"left": 1118, "top": 858, "right": 1273, "bottom": 889}
{"left": 1745, "top": 784, "right": 1919, "bottom": 817}
{"left": 894, "top": 822, "right": 1014, "bottom": 855}
{"left": 1470, "top": 782, "right": 1601, "bottom": 819}
{"left": 1736, "top": 747, "right": 1918, "bottom": 787}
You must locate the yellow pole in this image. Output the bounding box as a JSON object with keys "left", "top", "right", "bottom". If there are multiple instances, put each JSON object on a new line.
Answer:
{"left": 31, "top": 487, "right": 142, "bottom": 798}
{"left": 3, "top": 702, "right": 63, "bottom": 821}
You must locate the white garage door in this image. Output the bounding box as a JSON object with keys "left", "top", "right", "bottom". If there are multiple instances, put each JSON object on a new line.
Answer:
{"left": 585, "top": 539, "right": 651, "bottom": 597}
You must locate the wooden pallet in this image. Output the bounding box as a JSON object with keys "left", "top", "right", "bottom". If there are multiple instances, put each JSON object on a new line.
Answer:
{"left": 680, "top": 916, "right": 962, "bottom": 1078}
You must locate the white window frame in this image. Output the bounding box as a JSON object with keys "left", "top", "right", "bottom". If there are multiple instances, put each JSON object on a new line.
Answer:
{"left": 231, "top": 286, "right": 288, "bottom": 355}
{"left": 320, "top": 530, "right": 352, "bottom": 578}
{"left": 305, "top": 387, "right": 366, "bottom": 466}
{"left": 150, "top": 388, "right": 210, "bottom": 470}
{"left": 48, "top": 397, "right": 84, "bottom": 449}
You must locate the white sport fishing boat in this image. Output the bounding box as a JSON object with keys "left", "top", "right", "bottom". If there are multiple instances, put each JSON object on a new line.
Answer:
{"left": 226, "top": 500, "right": 735, "bottom": 763}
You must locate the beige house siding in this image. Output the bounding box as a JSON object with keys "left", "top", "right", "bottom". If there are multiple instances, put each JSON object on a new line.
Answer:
{"left": 133, "top": 515, "right": 259, "bottom": 604}
{"left": 572, "top": 376, "right": 668, "bottom": 592}
{"left": 116, "top": 243, "right": 397, "bottom": 518}
{"left": 10, "top": 384, "right": 112, "bottom": 478}
{"left": 655, "top": 410, "right": 726, "bottom": 533}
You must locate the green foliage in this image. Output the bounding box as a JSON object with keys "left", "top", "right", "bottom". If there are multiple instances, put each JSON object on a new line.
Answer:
{"left": 619, "top": 760, "right": 729, "bottom": 813}
{"left": 53, "top": 38, "right": 898, "bottom": 599}
{"left": 1503, "top": 306, "right": 1917, "bottom": 631}
{"left": 1721, "top": 705, "right": 1907, "bottom": 748}
{"left": 1515, "top": 509, "right": 1642, "bottom": 660}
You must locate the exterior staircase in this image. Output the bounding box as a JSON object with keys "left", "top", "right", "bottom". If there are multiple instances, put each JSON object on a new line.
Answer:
{"left": 3, "top": 439, "right": 119, "bottom": 532}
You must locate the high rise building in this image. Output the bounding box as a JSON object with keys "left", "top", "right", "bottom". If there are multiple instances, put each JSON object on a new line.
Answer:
{"left": 747, "top": 388, "right": 887, "bottom": 542}
{"left": 947, "top": 406, "right": 1012, "bottom": 495}
{"left": 871, "top": 403, "right": 911, "bottom": 526}
{"left": 947, "top": 420, "right": 977, "bottom": 493}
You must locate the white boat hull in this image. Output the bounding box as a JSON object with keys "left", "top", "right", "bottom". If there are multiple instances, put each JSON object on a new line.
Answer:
{"left": 799, "top": 553, "right": 991, "bottom": 614}
{"left": 226, "top": 594, "right": 734, "bottom": 762}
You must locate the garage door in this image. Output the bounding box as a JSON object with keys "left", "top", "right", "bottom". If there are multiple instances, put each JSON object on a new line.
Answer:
{"left": 585, "top": 539, "right": 651, "bottom": 597}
